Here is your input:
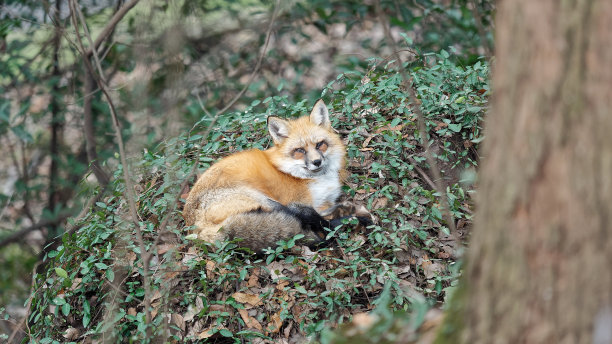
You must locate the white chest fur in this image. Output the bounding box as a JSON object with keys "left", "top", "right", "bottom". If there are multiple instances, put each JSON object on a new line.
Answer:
{"left": 308, "top": 173, "right": 341, "bottom": 214}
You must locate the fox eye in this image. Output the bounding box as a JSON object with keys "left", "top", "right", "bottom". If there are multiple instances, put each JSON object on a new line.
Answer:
{"left": 292, "top": 147, "right": 306, "bottom": 159}
{"left": 316, "top": 141, "right": 328, "bottom": 152}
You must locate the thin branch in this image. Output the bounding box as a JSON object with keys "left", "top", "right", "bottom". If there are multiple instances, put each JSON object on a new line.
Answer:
{"left": 69, "top": 0, "right": 153, "bottom": 333}
{"left": 470, "top": 0, "right": 493, "bottom": 57}
{"left": 152, "top": 0, "right": 281, "bottom": 249}
{"left": 46, "top": 0, "right": 63, "bottom": 239}
{"left": 83, "top": 68, "right": 111, "bottom": 186}
{"left": 0, "top": 212, "right": 70, "bottom": 249}
{"left": 376, "top": 2, "right": 458, "bottom": 240}
{"left": 408, "top": 156, "right": 437, "bottom": 191}
{"left": 83, "top": 0, "right": 141, "bottom": 58}
{"left": 0, "top": 191, "right": 101, "bottom": 250}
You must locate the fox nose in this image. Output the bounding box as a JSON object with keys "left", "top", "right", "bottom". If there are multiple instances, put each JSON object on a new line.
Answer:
{"left": 312, "top": 159, "right": 322, "bottom": 167}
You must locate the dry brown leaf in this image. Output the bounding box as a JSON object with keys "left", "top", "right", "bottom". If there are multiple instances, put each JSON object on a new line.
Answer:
{"left": 198, "top": 327, "right": 214, "bottom": 339}
{"left": 283, "top": 320, "right": 293, "bottom": 338}
{"left": 437, "top": 251, "right": 451, "bottom": 259}
{"left": 267, "top": 261, "right": 286, "bottom": 280}
{"left": 126, "top": 251, "right": 137, "bottom": 266}
{"left": 171, "top": 313, "right": 185, "bottom": 331}
{"left": 151, "top": 301, "right": 161, "bottom": 319}
{"left": 156, "top": 244, "right": 173, "bottom": 255}
{"left": 183, "top": 305, "right": 196, "bottom": 323}
{"left": 206, "top": 260, "right": 216, "bottom": 277}
{"left": 266, "top": 311, "right": 283, "bottom": 334}
{"left": 63, "top": 327, "right": 80, "bottom": 341}
{"left": 232, "top": 292, "right": 262, "bottom": 307}
{"left": 238, "top": 308, "right": 263, "bottom": 331}
{"left": 70, "top": 278, "right": 82, "bottom": 291}
{"left": 276, "top": 280, "right": 289, "bottom": 291}
{"left": 247, "top": 268, "right": 261, "bottom": 288}
{"left": 128, "top": 307, "right": 137, "bottom": 316}
{"left": 372, "top": 197, "right": 388, "bottom": 209}
{"left": 422, "top": 260, "right": 444, "bottom": 279}
{"left": 151, "top": 289, "right": 162, "bottom": 302}
{"left": 164, "top": 270, "right": 180, "bottom": 280}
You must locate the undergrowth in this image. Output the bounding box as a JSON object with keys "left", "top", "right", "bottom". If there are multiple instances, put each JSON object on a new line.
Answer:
{"left": 28, "top": 50, "right": 488, "bottom": 343}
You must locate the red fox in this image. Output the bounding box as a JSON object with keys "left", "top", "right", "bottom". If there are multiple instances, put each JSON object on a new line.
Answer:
{"left": 183, "top": 100, "right": 360, "bottom": 252}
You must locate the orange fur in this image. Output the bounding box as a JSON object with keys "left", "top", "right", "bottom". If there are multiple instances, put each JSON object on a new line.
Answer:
{"left": 183, "top": 100, "right": 346, "bottom": 246}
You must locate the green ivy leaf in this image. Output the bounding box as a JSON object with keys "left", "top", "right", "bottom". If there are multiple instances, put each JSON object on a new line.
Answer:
{"left": 219, "top": 329, "right": 233, "bottom": 337}
{"left": 55, "top": 267, "right": 68, "bottom": 279}
{"left": 448, "top": 123, "right": 462, "bottom": 132}
{"left": 106, "top": 269, "right": 115, "bottom": 282}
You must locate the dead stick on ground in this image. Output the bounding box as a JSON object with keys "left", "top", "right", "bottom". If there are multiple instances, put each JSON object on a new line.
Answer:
{"left": 69, "top": 0, "right": 153, "bottom": 334}
{"left": 376, "top": 2, "right": 458, "bottom": 241}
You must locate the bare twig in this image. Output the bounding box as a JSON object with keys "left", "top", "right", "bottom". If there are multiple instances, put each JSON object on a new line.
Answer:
{"left": 69, "top": 0, "right": 153, "bottom": 334}
{"left": 407, "top": 156, "right": 437, "bottom": 191}
{"left": 83, "top": 0, "right": 141, "bottom": 58}
{"left": 0, "top": 190, "right": 101, "bottom": 250}
{"left": 0, "top": 213, "right": 69, "bottom": 249}
{"left": 376, "top": 2, "right": 458, "bottom": 240}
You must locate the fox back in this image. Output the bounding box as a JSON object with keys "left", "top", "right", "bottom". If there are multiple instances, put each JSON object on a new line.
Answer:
{"left": 183, "top": 100, "right": 347, "bottom": 252}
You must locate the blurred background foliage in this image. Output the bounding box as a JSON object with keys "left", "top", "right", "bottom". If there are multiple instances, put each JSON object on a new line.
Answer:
{"left": 0, "top": 0, "right": 494, "bottom": 341}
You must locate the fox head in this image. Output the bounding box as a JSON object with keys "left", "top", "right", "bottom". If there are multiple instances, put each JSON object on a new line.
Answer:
{"left": 267, "top": 100, "right": 345, "bottom": 179}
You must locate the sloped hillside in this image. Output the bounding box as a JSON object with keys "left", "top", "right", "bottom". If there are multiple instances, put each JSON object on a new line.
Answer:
{"left": 28, "top": 52, "right": 488, "bottom": 343}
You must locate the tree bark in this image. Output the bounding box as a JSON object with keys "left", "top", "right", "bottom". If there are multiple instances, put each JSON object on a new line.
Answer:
{"left": 440, "top": 1, "right": 612, "bottom": 343}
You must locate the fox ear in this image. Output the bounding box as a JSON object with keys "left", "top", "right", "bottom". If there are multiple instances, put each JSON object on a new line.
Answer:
{"left": 310, "top": 99, "right": 330, "bottom": 128}
{"left": 267, "top": 116, "right": 290, "bottom": 144}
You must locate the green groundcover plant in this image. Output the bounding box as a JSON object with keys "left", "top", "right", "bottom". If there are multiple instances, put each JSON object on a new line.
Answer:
{"left": 27, "top": 50, "right": 488, "bottom": 343}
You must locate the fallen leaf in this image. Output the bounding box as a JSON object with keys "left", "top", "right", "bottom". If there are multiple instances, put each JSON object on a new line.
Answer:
{"left": 151, "top": 301, "right": 161, "bottom": 319}
{"left": 247, "top": 268, "right": 261, "bottom": 288}
{"left": 151, "top": 289, "right": 162, "bottom": 302}
{"left": 63, "top": 327, "right": 80, "bottom": 341}
{"left": 238, "top": 308, "right": 263, "bottom": 331}
{"left": 372, "top": 197, "right": 388, "bottom": 209}
{"left": 157, "top": 244, "right": 173, "bottom": 255}
{"left": 266, "top": 311, "right": 283, "bottom": 334}
{"left": 283, "top": 320, "right": 293, "bottom": 338}
{"left": 198, "top": 327, "right": 214, "bottom": 339}
{"left": 171, "top": 313, "right": 185, "bottom": 331}
{"left": 232, "top": 292, "right": 262, "bottom": 307}
{"left": 183, "top": 305, "right": 196, "bottom": 322}
{"left": 276, "top": 280, "right": 289, "bottom": 291}
{"left": 422, "top": 260, "right": 444, "bottom": 279}
{"left": 70, "top": 278, "right": 82, "bottom": 291}
{"left": 206, "top": 260, "right": 216, "bottom": 277}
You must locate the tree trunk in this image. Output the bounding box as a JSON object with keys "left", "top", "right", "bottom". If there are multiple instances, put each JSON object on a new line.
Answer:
{"left": 440, "top": 1, "right": 612, "bottom": 343}
{"left": 47, "top": 0, "right": 63, "bottom": 238}
{"left": 83, "top": 69, "right": 110, "bottom": 186}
